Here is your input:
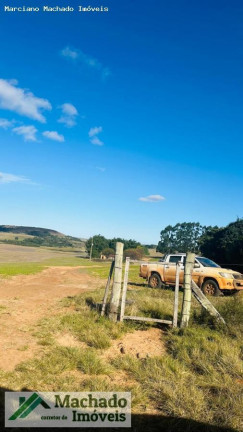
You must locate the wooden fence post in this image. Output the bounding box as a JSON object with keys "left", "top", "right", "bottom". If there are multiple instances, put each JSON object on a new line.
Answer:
{"left": 101, "top": 260, "right": 115, "bottom": 317}
{"left": 180, "top": 252, "right": 195, "bottom": 328}
{"left": 120, "top": 257, "right": 130, "bottom": 322}
{"left": 109, "top": 242, "right": 124, "bottom": 322}
{"left": 173, "top": 262, "right": 180, "bottom": 327}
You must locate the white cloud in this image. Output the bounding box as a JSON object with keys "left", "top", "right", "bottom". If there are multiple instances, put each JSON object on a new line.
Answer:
{"left": 58, "top": 103, "right": 78, "bottom": 127}
{"left": 58, "top": 117, "right": 76, "bottom": 127}
{"left": 0, "top": 118, "right": 14, "bottom": 129}
{"left": 89, "top": 126, "right": 102, "bottom": 137}
{"left": 139, "top": 195, "right": 165, "bottom": 202}
{"left": 61, "top": 46, "right": 79, "bottom": 60}
{"left": 43, "top": 130, "right": 64, "bottom": 142}
{"left": 0, "top": 79, "right": 51, "bottom": 123}
{"left": 13, "top": 125, "right": 38, "bottom": 141}
{"left": 0, "top": 171, "right": 31, "bottom": 184}
{"left": 90, "top": 136, "right": 104, "bottom": 146}
{"left": 96, "top": 167, "right": 106, "bottom": 172}
{"left": 61, "top": 103, "right": 78, "bottom": 116}
{"left": 88, "top": 126, "right": 104, "bottom": 145}
{"left": 61, "top": 46, "right": 111, "bottom": 79}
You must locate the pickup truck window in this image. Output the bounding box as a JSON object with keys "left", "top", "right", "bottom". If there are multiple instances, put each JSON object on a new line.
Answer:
{"left": 197, "top": 257, "right": 220, "bottom": 268}
{"left": 169, "top": 256, "right": 182, "bottom": 263}
{"left": 182, "top": 257, "right": 201, "bottom": 267}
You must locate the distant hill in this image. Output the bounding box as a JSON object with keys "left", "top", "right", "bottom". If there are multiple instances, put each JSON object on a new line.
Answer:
{"left": 0, "top": 225, "right": 64, "bottom": 237}
{"left": 0, "top": 225, "right": 86, "bottom": 249}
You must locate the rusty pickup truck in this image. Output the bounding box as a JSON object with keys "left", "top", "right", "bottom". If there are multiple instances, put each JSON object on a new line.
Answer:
{"left": 139, "top": 253, "right": 243, "bottom": 296}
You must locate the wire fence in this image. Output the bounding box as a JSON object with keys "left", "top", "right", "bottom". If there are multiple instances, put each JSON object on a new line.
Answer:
{"left": 119, "top": 259, "right": 178, "bottom": 326}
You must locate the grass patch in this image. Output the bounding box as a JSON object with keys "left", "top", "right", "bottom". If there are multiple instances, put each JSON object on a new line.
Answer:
{"left": 0, "top": 256, "right": 141, "bottom": 278}
{"left": 59, "top": 297, "right": 131, "bottom": 348}
{"left": 61, "top": 282, "right": 242, "bottom": 430}
{"left": 217, "top": 293, "right": 243, "bottom": 332}
{"left": 77, "top": 349, "right": 112, "bottom": 374}
{"left": 32, "top": 315, "right": 63, "bottom": 346}
{"left": 112, "top": 337, "right": 242, "bottom": 430}
{"left": 124, "top": 286, "right": 178, "bottom": 321}
{"left": 81, "top": 262, "right": 143, "bottom": 283}
{"left": 0, "top": 256, "right": 109, "bottom": 276}
{"left": 0, "top": 262, "right": 45, "bottom": 276}
{"left": 17, "top": 345, "right": 29, "bottom": 351}
{"left": 15, "top": 346, "right": 82, "bottom": 376}
{"left": 128, "top": 264, "right": 144, "bottom": 284}
{"left": 32, "top": 290, "right": 133, "bottom": 350}
{"left": 42, "top": 257, "right": 101, "bottom": 267}
{"left": 0, "top": 346, "right": 112, "bottom": 393}
{"left": 167, "top": 327, "right": 242, "bottom": 379}
{"left": 112, "top": 354, "right": 208, "bottom": 420}
{"left": 0, "top": 305, "right": 7, "bottom": 314}
{"left": 82, "top": 262, "right": 113, "bottom": 279}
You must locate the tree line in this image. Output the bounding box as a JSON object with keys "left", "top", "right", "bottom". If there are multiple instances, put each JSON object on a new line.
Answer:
{"left": 86, "top": 235, "right": 149, "bottom": 259}
{"left": 157, "top": 219, "right": 243, "bottom": 271}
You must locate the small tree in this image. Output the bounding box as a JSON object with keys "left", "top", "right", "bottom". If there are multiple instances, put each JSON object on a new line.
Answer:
{"left": 142, "top": 245, "right": 149, "bottom": 255}
{"left": 86, "top": 235, "right": 109, "bottom": 258}
{"left": 124, "top": 247, "right": 144, "bottom": 260}
{"left": 109, "top": 238, "right": 141, "bottom": 250}
{"left": 102, "top": 247, "right": 115, "bottom": 258}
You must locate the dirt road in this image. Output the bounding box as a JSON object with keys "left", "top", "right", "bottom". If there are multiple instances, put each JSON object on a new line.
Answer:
{"left": 0, "top": 266, "right": 100, "bottom": 371}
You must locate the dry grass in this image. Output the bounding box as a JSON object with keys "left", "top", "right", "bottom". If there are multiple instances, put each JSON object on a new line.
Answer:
{"left": 0, "top": 243, "right": 81, "bottom": 263}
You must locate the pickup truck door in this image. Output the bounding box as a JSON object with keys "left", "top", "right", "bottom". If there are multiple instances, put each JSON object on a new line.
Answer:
{"left": 164, "top": 256, "right": 202, "bottom": 286}
{"left": 163, "top": 255, "right": 184, "bottom": 284}
{"left": 179, "top": 257, "right": 202, "bottom": 285}
{"left": 192, "top": 259, "right": 202, "bottom": 284}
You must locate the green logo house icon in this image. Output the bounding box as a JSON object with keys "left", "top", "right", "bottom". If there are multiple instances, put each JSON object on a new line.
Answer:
{"left": 9, "top": 393, "right": 51, "bottom": 420}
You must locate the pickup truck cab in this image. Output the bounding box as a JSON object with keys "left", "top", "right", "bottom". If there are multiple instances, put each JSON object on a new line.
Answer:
{"left": 139, "top": 253, "right": 243, "bottom": 296}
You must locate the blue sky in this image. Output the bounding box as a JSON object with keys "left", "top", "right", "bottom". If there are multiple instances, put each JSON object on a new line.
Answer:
{"left": 0, "top": 0, "right": 242, "bottom": 244}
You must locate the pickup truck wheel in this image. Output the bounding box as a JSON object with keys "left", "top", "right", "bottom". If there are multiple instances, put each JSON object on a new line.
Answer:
{"left": 202, "top": 279, "right": 221, "bottom": 296}
{"left": 149, "top": 274, "right": 162, "bottom": 289}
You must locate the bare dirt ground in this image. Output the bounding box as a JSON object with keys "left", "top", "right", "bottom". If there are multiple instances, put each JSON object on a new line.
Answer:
{"left": 103, "top": 328, "right": 165, "bottom": 360}
{"left": 0, "top": 266, "right": 100, "bottom": 371}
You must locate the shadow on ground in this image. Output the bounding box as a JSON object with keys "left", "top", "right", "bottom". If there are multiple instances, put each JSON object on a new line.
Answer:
{"left": 0, "top": 386, "right": 238, "bottom": 432}
{"left": 128, "top": 282, "right": 147, "bottom": 287}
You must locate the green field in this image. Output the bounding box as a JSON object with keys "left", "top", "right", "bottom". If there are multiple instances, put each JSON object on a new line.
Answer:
{"left": 0, "top": 254, "right": 101, "bottom": 276}
{"left": 0, "top": 262, "right": 45, "bottom": 276}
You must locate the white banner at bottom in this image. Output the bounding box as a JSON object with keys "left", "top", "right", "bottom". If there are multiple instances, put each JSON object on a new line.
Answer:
{"left": 5, "top": 391, "right": 131, "bottom": 428}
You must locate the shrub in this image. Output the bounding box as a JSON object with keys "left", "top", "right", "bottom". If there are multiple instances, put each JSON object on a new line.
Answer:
{"left": 124, "top": 248, "right": 144, "bottom": 260}
{"left": 101, "top": 247, "right": 115, "bottom": 258}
